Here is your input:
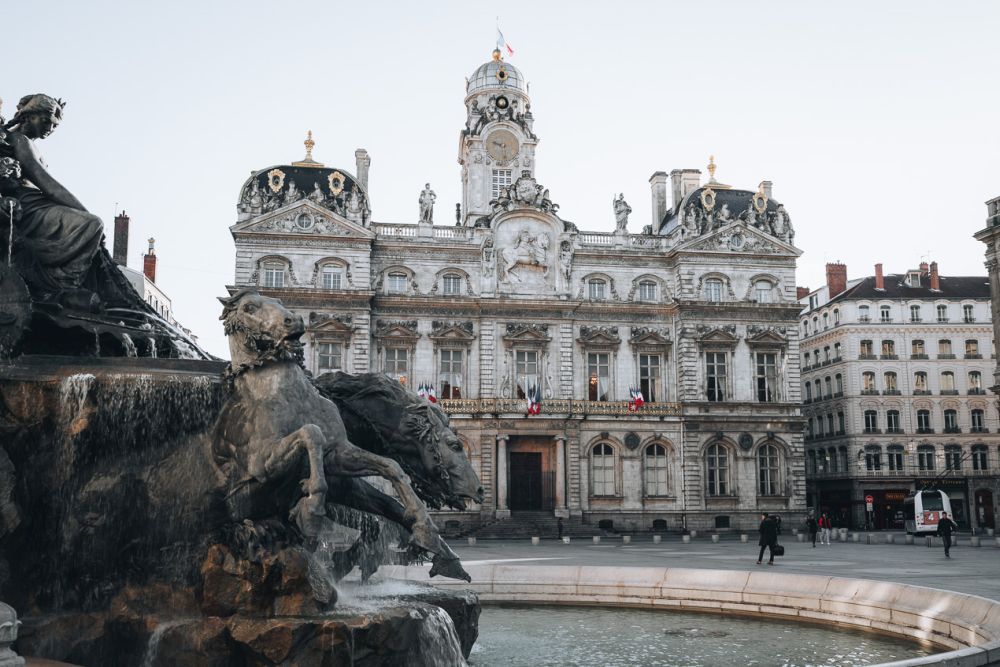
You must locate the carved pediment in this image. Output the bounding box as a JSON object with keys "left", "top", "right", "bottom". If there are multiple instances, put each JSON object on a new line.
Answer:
{"left": 234, "top": 200, "right": 374, "bottom": 238}
{"left": 430, "top": 320, "right": 476, "bottom": 342}
{"left": 629, "top": 326, "right": 672, "bottom": 347}
{"left": 695, "top": 324, "right": 739, "bottom": 346}
{"left": 680, "top": 222, "right": 793, "bottom": 256}
{"left": 308, "top": 312, "right": 354, "bottom": 339}
{"left": 503, "top": 322, "right": 551, "bottom": 344}
{"left": 577, "top": 325, "right": 621, "bottom": 347}
{"left": 747, "top": 325, "right": 788, "bottom": 346}
{"left": 374, "top": 319, "right": 419, "bottom": 341}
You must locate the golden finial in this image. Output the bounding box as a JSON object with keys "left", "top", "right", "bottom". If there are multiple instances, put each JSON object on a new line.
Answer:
{"left": 492, "top": 48, "right": 502, "bottom": 62}
{"left": 707, "top": 155, "right": 717, "bottom": 182}
{"left": 304, "top": 130, "right": 315, "bottom": 161}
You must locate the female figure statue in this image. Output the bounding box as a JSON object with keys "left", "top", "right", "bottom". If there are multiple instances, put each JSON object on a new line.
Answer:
{"left": 0, "top": 94, "right": 103, "bottom": 307}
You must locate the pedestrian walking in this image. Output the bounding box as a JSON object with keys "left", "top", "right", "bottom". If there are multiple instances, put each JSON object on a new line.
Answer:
{"left": 757, "top": 512, "right": 779, "bottom": 565}
{"left": 937, "top": 511, "right": 958, "bottom": 558}
{"left": 818, "top": 512, "right": 832, "bottom": 546}
{"left": 806, "top": 514, "right": 818, "bottom": 548}
{"left": 557, "top": 516, "right": 564, "bottom": 540}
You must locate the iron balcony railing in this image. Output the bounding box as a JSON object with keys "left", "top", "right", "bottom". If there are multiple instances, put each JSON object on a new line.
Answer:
{"left": 438, "top": 398, "right": 682, "bottom": 416}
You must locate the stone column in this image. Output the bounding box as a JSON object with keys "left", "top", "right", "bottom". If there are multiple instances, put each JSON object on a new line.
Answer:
{"left": 555, "top": 435, "right": 569, "bottom": 518}
{"left": 496, "top": 434, "right": 510, "bottom": 519}
{"left": 0, "top": 601, "right": 24, "bottom": 667}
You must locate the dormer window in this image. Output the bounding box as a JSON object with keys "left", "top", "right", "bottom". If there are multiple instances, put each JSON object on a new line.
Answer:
{"left": 906, "top": 271, "right": 921, "bottom": 287}
{"left": 386, "top": 272, "right": 407, "bottom": 294}
{"left": 638, "top": 280, "right": 657, "bottom": 302}
{"left": 321, "top": 265, "right": 343, "bottom": 289}
{"left": 442, "top": 273, "right": 463, "bottom": 296}
{"left": 704, "top": 278, "right": 723, "bottom": 302}
{"left": 262, "top": 261, "right": 285, "bottom": 288}
{"left": 588, "top": 279, "right": 607, "bottom": 300}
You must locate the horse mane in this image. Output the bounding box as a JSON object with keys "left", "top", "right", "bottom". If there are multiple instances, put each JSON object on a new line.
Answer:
{"left": 219, "top": 289, "right": 305, "bottom": 386}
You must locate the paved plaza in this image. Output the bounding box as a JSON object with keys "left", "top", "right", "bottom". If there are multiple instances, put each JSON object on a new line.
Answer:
{"left": 447, "top": 534, "right": 1000, "bottom": 602}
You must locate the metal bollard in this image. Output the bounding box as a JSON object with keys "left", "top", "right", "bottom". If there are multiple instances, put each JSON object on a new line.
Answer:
{"left": 885, "top": 534, "right": 894, "bottom": 544}
{"left": 593, "top": 535, "right": 601, "bottom": 544}
{"left": 653, "top": 535, "right": 662, "bottom": 544}
{"left": 467, "top": 537, "right": 477, "bottom": 546}
{"left": 682, "top": 535, "right": 691, "bottom": 544}
{"left": 689, "top": 529, "right": 698, "bottom": 538}
{"left": 970, "top": 536, "right": 981, "bottom": 547}
{"left": 711, "top": 534, "right": 720, "bottom": 543}
{"left": 622, "top": 535, "right": 631, "bottom": 544}
{"left": 740, "top": 534, "right": 749, "bottom": 543}
{"left": 865, "top": 533, "right": 873, "bottom": 545}
{"left": 926, "top": 536, "right": 934, "bottom": 548}
{"left": 904, "top": 534, "right": 914, "bottom": 545}
{"left": 531, "top": 536, "right": 540, "bottom": 546}
{"left": 796, "top": 533, "right": 805, "bottom": 543}
{"left": 852, "top": 533, "right": 861, "bottom": 543}
{"left": 987, "top": 527, "right": 995, "bottom": 537}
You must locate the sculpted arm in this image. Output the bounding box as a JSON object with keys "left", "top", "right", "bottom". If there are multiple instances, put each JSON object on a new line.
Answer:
{"left": 10, "top": 133, "right": 88, "bottom": 211}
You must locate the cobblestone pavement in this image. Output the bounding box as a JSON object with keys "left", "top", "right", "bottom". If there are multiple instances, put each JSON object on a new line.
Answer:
{"left": 447, "top": 533, "right": 1000, "bottom": 601}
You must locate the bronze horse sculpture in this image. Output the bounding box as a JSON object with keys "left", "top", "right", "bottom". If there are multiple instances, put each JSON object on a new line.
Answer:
{"left": 213, "top": 289, "right": 475, "bottom": 582}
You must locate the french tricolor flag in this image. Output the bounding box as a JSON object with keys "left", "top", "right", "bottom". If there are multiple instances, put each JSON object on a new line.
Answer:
{"left": 427, "top": 384, "right": 438, "bottom": 404}
{"left": 496, "top": 28, "right": 514, "bottom": 57}
{"left": 417, "top": 383, "right": 427, "bottom": 399}
{"left": 526, "top": 384, "right": 541, "bottom": 416}
{"left": 629, "top": 386, "right": 645, "bottom": 411}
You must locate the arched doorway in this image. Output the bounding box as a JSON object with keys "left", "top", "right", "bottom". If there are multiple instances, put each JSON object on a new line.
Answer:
{"left": 974, "top": 489, "right": 995, "bottom": 530}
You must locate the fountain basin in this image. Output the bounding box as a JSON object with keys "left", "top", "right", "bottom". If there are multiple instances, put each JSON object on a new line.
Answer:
{"left": 379, "top": 564, "right": 1000, "bottom": 666}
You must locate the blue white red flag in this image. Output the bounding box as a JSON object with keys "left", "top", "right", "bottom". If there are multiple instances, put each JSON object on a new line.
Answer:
{"left": 496, "top": 28, "right": 514, "bottom": 57}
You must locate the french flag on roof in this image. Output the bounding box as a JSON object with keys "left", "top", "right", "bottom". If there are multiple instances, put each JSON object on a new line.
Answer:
{"left": 496, "top": 27, "right": 514, "bottom": 57}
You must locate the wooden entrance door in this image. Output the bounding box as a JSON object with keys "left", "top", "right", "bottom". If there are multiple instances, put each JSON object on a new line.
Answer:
{"left": 509, "top": 452, "right": 543, "bottom": 511}
{"left": 975, "top": 490, "right": 995, "bottom": 529}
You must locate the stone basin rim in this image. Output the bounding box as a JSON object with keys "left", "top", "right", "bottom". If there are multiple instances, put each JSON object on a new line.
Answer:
{"left": 377, "top": 564, "right": 1000, "bottom": 667}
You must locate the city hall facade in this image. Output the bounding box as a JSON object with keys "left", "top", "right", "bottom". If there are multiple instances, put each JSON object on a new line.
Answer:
{"left": 228, "top": 49, "right": 807, "bottom": 533}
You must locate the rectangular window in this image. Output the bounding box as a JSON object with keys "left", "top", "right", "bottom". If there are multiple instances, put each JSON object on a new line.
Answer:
{"left": 439, "top": 349, "right": 463, "bottom": 399}
{"left": 386, "top": 273, "right": 407, "bottom": 294}
{"left": 886, "top": 410, "right": 900, "bottom": 433}
{"left": 755, "top": 352, "right": 778, "bottom": 402}
{"left": 880, "top": 305, "right": 892, "bottom": 323}
{"left": 587, "top": 352, "right": 611, "bottom": 401}
{"left": 383, "top": 348, "right": 408, "bottom": 384}
{"left": 912, "top": 339, "right": 925, "bottom": 356}
{"left": 860, "top": 340, "right": 873, "bottom": 358}
{"left": 972, "top": 409, "right": 985, "bottom": 432}
{"left": 491, "top": 169, "right": 513, "bottom": 199}
{"left": 945, "top": 447, "right": 962, "bottom": 471}
{"left": 318, "top": 342, "right": 343, "bottom": 372}
{"left": 705, "top": 352, "right": 727, "bottom": 402}
{"left": 515, "top": 350, "right": 539, "bottom": 399}
{"left": 837, "top": 411, "right": 846, "bottom": 434}
{"left": 638, "top": 281, "right": 657, "bottom": 302}
{"left": 918, "top": 447, "right": 936, "bottom": 471}
{"left": 263, "top": 265, "right": 284, "bottom": 288}
{"left": 638, "top": 354, "right": 661, "bottom": 403}
{"left": 864, "top": 410, "right": 879, "bottom": 432}
{"left": 910, "top": 305, "right": 921, "bottom": 322}
{"left": 442, "top": 274, "right": 463, "bottom": 295}
{"left": 917, "top": 409, "right": 931, "bottom": 432}
{"left": 966, "top": 339, "right": 979, "bottom": 356}
{"left": 964, "top": 304, "right": 975, "bottom": 323}
{"left": 705, "top": 279, "right": 722, "bottom": 302}
{"left": 938, "top": 339, "right": 952, "bottom": 356}
{"left": 588, "top": 280, "right": 606, "bottom": 300}
{"left": 321, "top": 267, "right": 342, "bottom": 289}
{"left": 937, "top": 304, "right": 948, "bottom": 322}
{"left": 858, "top": 305, "right": 870, "bottom": 322}
{"left": 833, "top": 342, "right": 841, "bottom": 359}
{"left": 944, "top": 410, "right": 958, "bottom": 431}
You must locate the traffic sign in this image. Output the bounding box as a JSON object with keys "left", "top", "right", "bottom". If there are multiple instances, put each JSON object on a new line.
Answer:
{"left": 865, "top": 494, "right": 874, "bottom": 504}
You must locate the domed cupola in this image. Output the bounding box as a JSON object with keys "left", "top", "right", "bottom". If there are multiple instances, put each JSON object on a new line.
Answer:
{"left": 466, "top": 49, "right": 527, "bottom": 96}
{"left": 236, "top": 132, "right": 371, "bottom": 228}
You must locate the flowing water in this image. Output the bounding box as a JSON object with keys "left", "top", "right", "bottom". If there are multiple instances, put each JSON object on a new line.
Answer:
{"left": 470, "top": 606, "right": 935, "bottom": 667}
{"left": 141, "top": 619, "right": 188, "bottom": 667}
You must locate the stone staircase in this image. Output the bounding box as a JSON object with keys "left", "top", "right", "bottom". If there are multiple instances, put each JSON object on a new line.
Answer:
{"left": 466, "top": 511, "right": 612, "bottom": 539}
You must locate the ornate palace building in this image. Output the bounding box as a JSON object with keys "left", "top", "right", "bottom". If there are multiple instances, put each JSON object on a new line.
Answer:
{"left": 228, "top": 48, "right": 807, "bottom": 534}
{"left": 800, "top": 261, "right": 998, "bottom": 531}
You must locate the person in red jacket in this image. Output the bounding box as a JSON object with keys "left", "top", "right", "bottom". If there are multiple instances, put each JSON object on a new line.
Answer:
{"left": 818, "top": 512, "right": 832, "bottom": 546}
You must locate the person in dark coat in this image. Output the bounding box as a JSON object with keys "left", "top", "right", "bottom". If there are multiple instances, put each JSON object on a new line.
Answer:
{"left": 806, "top": 514, "right": 819, "bottom": 547}
{"left": 757, "top": 512, "right": 779, "bottom": 565}
{"left": 936, "top": 511, "right": 958, "bottom": 558}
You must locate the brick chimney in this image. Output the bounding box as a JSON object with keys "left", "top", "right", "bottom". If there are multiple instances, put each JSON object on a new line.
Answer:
{"left": 930, "top": 261, "right": 940, "bottom": 290}
{"left": 796, "top": 286, "right": 811, "bottom": 300}
{"left": 143, "top": 238, "right": 156, "bottom": 283}
{"left": 919, "top": 261, "right": 929, "bottom": 275}
{"left": 113, "top": 210, "right": 130, "bottom": 266}
{"left": 874, "top": 263, "right": 884, "bottom": 290}
{"left": 825, "top": 262, "right": 847, "bottom": 298}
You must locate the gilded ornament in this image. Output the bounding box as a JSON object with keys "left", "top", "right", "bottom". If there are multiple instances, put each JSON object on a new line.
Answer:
{"left": 328, "top": 171, "right": 345, "bottom": 196}
{"left": 267, "top": 168, "right": 286, "bottom": 193}
{"left": 753, "top": 182, "right": 768, "bottom": 214}
{"left": 700, "top": 186, "right": 716, "bottom": 211}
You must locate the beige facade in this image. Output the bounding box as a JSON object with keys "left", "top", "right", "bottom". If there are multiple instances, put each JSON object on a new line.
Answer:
{"left": 228, "top": 50, "right": 807, "bottom": 533}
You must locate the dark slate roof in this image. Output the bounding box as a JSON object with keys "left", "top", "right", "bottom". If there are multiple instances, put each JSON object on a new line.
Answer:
{"left": 659, "top": 186, "right": 783, "bottom": 235}
{"left": 828, "top": 275, "right": 990, "bottom": 304}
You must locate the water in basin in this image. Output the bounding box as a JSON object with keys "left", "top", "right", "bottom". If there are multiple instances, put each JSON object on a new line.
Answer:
{"left": 470, "top": 605, "right": 934, "bottom": 667}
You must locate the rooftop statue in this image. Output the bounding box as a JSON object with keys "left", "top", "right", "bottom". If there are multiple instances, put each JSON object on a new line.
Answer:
{"left": 613, "top": 193, "right": 631, "bottom": 232}
{"left": 418, "top": 182, "right": 436, "bottom": 223}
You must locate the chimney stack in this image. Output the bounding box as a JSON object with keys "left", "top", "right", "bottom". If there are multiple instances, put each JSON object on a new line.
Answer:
{"left": 113, "top": 210, "right": 130, "bottom": 266}
{"left": 143, "top": 238, "right": 156, "bottom": 283}
{"left": 874, "top": 263, "right": 884, "bottom": 290}
{"left": 825, "top": 262, "right": 847, "bottom": 298}
{"left": 354, "top": 148, "right": 370, "bottom": 191}
{"left": 796, "top": 286, "right": 811, "bottom": 300}
{"left": 648, "top": 171, "right": 668, "bottom": 233}
{"left": 930, "top": 261, "right": 940, "bottom": 290}
{"left": 760, "top": 180, "right": 773, "bottom": 199}
{"left": 669, "top": 169, "right": 701, "bottom": 212}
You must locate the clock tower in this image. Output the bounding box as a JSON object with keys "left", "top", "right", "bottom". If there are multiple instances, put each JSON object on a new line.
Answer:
{"left": 458, "top": 48, "right": 537, "bottom": 225}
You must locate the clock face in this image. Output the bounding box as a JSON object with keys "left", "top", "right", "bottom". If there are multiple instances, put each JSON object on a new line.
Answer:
{"left": 486, "top": 129, "right": 520, "bottom": 162}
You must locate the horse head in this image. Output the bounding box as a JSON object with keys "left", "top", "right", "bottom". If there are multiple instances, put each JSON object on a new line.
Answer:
{"left": 218, "top": 290, "right": 305, "bottom": 372}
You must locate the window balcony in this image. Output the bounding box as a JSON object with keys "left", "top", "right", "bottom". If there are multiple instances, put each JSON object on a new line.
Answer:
{"left": 833, "top": 391, "right": 844, "bottom": 398}
{"left": 821, "top": 359, "right": 832, "bottom": 367}
{"left": 881, "top": 354, "right": 899, "bottom": 360}
{"left": 916, "top": 427, "right": 935, "bottom": 434}
{"left": 937, "top": 317, "right": 949, "bottom": 323}
{"left": 910, "top": 354, "right": 929, "bottom": 360}
{"left": 858, "top": 316, "right": 871, "bottom": 323}
{"left": 859, "top": 354, "right": 877, "bottom": 360}
{"left": 965, "top": 354, "right": 982, "bottom": 359}
{"left": 968, "top": 388, "right": 986, "bottom": 395}
{"left": 910, "top": 318, "right": 922, "bottom": 323}
{"left": 861, "top": 389, "right": 880, "bottom": 396}
{"left": 970, "top": 427, "right": 988, "bottom": 434}
{"left": 913, "top": 390, "right": 932, "bottom": 395}
{"left": 836, "top": 429, "right": 846, "bottom": 436}
{"left": 964, "top": 317, "right": 976, "bottom": 323}
{"left": 944, "top": 426, "right": 962, "bottom": 434}
{"left": 883, "top": 389, "right": 902, "bottom": 396}
{"left": 940, "top": 389, "right": 959, "bottom": 395}
{"left": 938, "top": 354, "right": 956, "bottom": 359}
{"left": 863, "top": 427, "right": 881, "bottom": 434}
{"left": 886, "top": 427, "right": 904, "bottom": 434}
{"left": 803, "top": 398, "right": 813, "bottom": 404}
{"left": 832, "top": 356, "right": 843, "bottom": 363}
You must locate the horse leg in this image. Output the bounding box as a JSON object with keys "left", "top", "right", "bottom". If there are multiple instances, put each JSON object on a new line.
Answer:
{"left": 250, "top": 424, "right": 330, "bottom": 536}
{"left": 325, "top": 443, "right": 470, "bottom": 582}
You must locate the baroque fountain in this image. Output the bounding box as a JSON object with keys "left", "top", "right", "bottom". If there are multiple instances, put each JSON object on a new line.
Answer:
{"left": 0, "top": 94, "right": 482, "bottom": 665}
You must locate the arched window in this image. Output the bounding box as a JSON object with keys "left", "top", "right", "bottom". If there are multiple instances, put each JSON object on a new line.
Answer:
{"left": 827, "top": 447, "right": 839, "bottom": 473}
{"left": 704, "top": 278, "right": 723, "bottom": 302}
{"left": 262, "top": 260, "right": 286, "bottom": 288}
{"left": 833, "top": 309, "right": 840, "bottom": 325}
{"left": 757, "top": 444, "right": 781, "bottom": 496}
{"left": 442, "top": 273, "right": 463, "bottom": 296}
{"left": 862, "top": 372, "right": 876, "bottom": 392}
{"left": 865, "top": 445, "right": 883, "bottom": 471}
{"left": 969, "top": 371, "right": 983, "bottom": 392}
{"left": 591, "top": 443, "right": 616, "bottom": 496}
{"left": 944, "top": 409, "right": 958, "bottom": 432}
{"left": 914, "top": 371, "right": 928, "bottom": 392}
{"left": 940, "top": 371, "right": 955, "bottom": 393}
{"left": 588, "top": 278, "right": 607, "bottom": 300}
{"left": 918, "top": 445, "right": 936, "bottom": 471}
{"left": 638, "top": 280, "right": 658, "bottom": 302}
{"left": 972, "top": 445, "right": 989, "bottom": 471}
{"left": 320, "top": 263, "right": 343, "bottom": 289}
{"left": 858, "top": 305, "right": 870, "bottom": 322}
{"left": 643, "top": 444, "right": 669, "bottom": 497}
{"left": 883, "top": 371, "right": 898, "bottom": 393}
{"left": 822, "top": 312, "right": 828, "bottom": 328}
{"left": 916, "top": 409, "right": 931, "bottom": 433}
{"left": 887, "top": 444, "right": 904, "bottom": 471}
{"left": 705, "top": 443, "right": 730, "bottom": 496}
{"left": 754, "top": 281, "right": 773, "bottom": 303}
{"left": 971, "top": 409, "right": 985, "bottom": 432}
{"left": 864, "top": 409, "right": 879, "bottom": 433}
{"left": 945, "top": 445, "right": 962, "bottom": 470}
{"left": 835, "top": 373, "right": 844, "bottom": 394}
{"left": 824, "top": 376, "right": 832, "bottom": 398}
{"left": 386, "top": 272, "right": 408, "bottom": 294}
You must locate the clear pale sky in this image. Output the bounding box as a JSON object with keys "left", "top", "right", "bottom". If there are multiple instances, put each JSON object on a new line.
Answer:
{"left": 5, "top": 1, "right": 998, "bottom": 358}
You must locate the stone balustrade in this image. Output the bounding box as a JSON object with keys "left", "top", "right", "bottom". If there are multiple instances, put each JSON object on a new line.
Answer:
{"left": 438, "top": 398, "right": 681, "bottom": 417}
{"left": 382, "top": 564, "right": 1000, "bottom": 666}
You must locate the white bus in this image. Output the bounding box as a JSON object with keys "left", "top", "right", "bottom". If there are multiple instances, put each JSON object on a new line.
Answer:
{"left": 903, "top": 489, "right": 952, "bottom": 534}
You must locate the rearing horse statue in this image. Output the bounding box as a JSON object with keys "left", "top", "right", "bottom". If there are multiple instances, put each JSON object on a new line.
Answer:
{"left": 212, "top": 289, "right": 469, "bottom": 581}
